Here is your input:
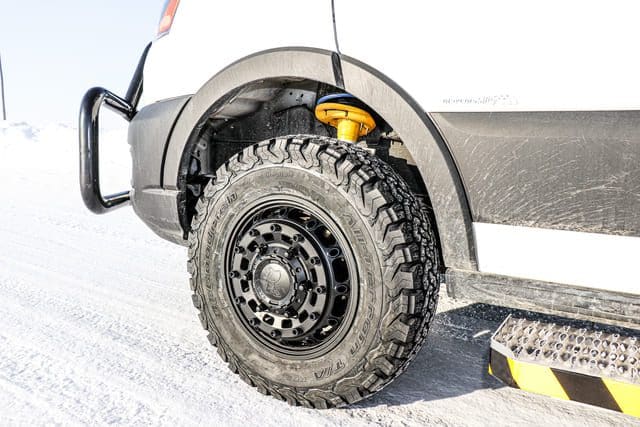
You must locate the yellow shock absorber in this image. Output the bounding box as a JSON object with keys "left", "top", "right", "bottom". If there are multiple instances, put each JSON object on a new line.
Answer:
{"left": 315, "top": 99, "right": 376, "bottom": 143}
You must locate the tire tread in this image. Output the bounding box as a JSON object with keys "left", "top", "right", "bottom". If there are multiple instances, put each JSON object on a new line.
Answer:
{"left": 187, "top": 135, "right": 440, "bottom": 408}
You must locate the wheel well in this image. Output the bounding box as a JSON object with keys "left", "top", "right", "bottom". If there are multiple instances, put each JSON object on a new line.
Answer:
{"left": 178, "top": 77, "right": 444, "bottom": 266}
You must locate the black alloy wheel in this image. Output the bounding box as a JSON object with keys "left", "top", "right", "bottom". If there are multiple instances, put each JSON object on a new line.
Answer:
{"left": 225, "top": 201, "right": 357, "bottom": 357}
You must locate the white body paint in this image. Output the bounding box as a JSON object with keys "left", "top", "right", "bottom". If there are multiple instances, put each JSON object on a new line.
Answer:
{"left": 141, "top": 1, "right": 640, "bottom": 297}
{"left": 144, "top": 0, "right": 640, "bottom": 112}
{"left": 140, "top": 0, "right": 334, "bottom": 108}
{"left": 335, "top": 0, "right": 640, "bottom": 112}
{"left": 474, "top": 223, "right": 639, "bottom": 295}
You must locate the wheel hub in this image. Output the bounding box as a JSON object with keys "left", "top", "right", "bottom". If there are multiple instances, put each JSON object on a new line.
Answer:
{"left": 225, "top": 203, "right": 357, "bottom": 356}
{"left": 254, "top": 259, "right": 294, "bottom": 307}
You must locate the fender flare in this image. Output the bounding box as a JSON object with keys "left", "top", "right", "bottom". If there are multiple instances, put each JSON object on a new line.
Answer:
{"left": 162, "top": 47, "right": 476, "bottom": 270}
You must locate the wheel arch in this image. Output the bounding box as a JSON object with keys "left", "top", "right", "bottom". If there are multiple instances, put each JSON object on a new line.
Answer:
{"left": 162, "top": 47, "right": 476, "bottom": 270}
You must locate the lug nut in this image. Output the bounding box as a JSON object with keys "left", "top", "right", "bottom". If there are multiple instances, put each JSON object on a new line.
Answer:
{"left": 310, "top": 257, "right": 321, "bottom": 265}
{"left": 234, "top": 296, "right": 245, "bottom": 305}
{"left": 228, "top": 271, "right": 239, "bottom": 279}
{"left": 295, "top": 280, "right": 310, "bottom": 291}
{"left": 249, "top": 318, "right": 260, "bottom": 326}
{"left": 270, "top": 330, "right": 281, "bottom": 338}
{"left": 315, "top": 286, "right": 326, "bottom": 294}
{"left": 309, "top": 312, "right": 320, "bottom": 320}
{"left": 249, "top": 229, "right": 259, "bottom": 237}
{"left": 285, "top": 309, "right": 297, "bottom": 319}
{"left": 292, "top": 328, "right": 303, "bottom": 336}
{"left": 293, "top": 234, "right": 304, "bottom": 242}
{"left": 243, "top": 272, "right": 253, "bottom": 281}
{"left": 270, "top": 224, "right": 281, "bottom": 232}
{"left": 286, "top": 247, "right": 298, "bottom": 259}
{"left": 234, "top": 246, "right": 245, "bottom": 254}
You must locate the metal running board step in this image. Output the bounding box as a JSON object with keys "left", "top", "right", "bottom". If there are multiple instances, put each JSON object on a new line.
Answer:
{"left": 489, "top": 315, "right": 640, "bottom": 418}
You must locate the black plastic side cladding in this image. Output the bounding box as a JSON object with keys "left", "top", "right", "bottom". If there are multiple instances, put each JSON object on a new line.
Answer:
{"left": 129, "top": 48, "right": 476, "bottom": 270}
{"left": 129, "top": 96, "right": 191, "bottom": 193}
{"left": 339, "top": 54, "right": 477, "bottom": 270}
{"left": 433, "top": 111, "right": 640, "bottom": 237}
{"left": 128, "top": 95, "right": 191, "bottom": 244}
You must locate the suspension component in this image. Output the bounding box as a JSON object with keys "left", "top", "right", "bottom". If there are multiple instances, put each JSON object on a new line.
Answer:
{"left": 315, "top": 93, "right": 376, "bottom": 143}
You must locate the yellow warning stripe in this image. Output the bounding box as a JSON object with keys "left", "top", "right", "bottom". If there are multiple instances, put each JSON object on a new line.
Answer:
{"left": 490, "top": 349, "right": 639, "bottom": 418}
{"left": 603, "top": 378, "right": 640, "bottom": 417}
{"left": 506, "top": 358, "right": 570, "bottom": 401}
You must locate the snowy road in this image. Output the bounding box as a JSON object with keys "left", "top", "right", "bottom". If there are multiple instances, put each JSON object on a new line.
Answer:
{"left": 0, "top": 123, "right": 637, "bottom": 426}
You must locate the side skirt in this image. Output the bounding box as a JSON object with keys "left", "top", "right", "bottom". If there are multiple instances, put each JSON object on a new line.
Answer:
{"left": 445, "top": 269, "right": 640, "bottom": 329}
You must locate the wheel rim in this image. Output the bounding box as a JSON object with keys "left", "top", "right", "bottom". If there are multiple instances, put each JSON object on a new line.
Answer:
{"left": 225, "top": 199, "right": 358, "bottom": 358}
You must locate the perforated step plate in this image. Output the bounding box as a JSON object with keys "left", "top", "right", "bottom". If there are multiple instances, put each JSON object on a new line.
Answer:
{"left": 490, "top": 315, "right": 640, "bottom": 418}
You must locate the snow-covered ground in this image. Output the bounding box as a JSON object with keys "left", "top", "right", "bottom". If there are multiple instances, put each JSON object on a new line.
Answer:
{"left": 0, "top": 122, "right": 637, "bottom": 426}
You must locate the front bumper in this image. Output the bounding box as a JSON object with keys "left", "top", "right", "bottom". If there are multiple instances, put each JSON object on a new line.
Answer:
{"left": 78, "top": 43, "right": 151, "bottom": 214}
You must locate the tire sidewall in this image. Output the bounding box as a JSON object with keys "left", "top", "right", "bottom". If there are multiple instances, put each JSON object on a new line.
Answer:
{"left": 196, "top": 164, "right": 385, "bottom": 389}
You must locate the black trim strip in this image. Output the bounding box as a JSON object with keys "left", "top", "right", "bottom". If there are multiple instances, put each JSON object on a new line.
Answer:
{"left": 552, "top": 369, "right": 622, "bottom": 412}
{"left": 331, "top": 51, "right": 345, "bottom": 90}
{"left": 446, "top": 269, "right": 640, "bottom": 328}
{"left": 330, "top": 0, "right": 340, "bottom": 54}
{"left": 125, "top": 42, "right": 152, "bottom": 111}
{"left": 489, "top": 349, "right": 518, "bottom": 388}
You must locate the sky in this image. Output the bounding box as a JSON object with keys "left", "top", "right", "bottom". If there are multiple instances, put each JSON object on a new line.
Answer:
{"left": 3, "top": 0, "right": 640, "bottom": 128}
{"left": 0, "top": 0, "right": 161, "bottom": 126}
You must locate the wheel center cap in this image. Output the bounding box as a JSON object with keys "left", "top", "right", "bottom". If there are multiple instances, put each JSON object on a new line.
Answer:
{"left": 254, "top": 260, "right": 293, "bottom": 304}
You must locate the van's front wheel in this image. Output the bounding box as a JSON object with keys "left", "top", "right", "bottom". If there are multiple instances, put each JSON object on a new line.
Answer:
{"left": 188, "top": 136, "right": 440, "bottom": 407}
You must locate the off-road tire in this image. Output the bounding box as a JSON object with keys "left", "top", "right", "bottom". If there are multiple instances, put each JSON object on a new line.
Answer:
{"left": 188, "top": 135, "right": 440, "bottom": 408}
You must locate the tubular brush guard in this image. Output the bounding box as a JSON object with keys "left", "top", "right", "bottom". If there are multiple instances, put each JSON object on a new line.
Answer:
{"left": 78, "top": 42, "right": 150, "bottom": 214}
{"left": 78, "top": 87, "right": 134, "bottom": 214}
